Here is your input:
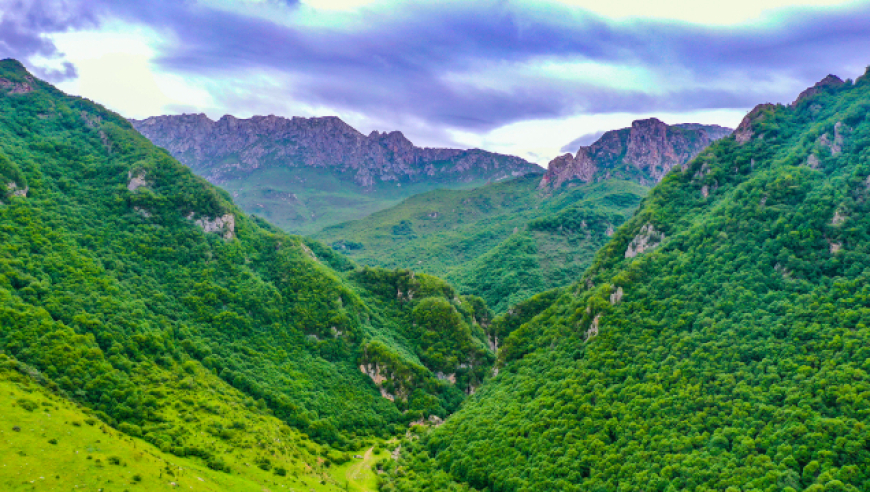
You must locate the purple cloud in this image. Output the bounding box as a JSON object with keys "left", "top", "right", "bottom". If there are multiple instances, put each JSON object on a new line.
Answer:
{"left": 2, "top": 0, "right": 870, "bottom": 132}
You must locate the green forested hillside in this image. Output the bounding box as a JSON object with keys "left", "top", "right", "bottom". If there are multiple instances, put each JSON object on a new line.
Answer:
{"left": 382, "top": 72, "right": 870, "bottom": 491}
{"left": 0, "top": 58, "right": 492, "bottom": 485}
{"left": 315, "top": 176, "right": 648, "bottom": 312}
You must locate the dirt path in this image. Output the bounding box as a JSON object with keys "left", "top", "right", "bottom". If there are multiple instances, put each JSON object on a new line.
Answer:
{"left": 345, "top": 446, "right": 375, "bottom": 492}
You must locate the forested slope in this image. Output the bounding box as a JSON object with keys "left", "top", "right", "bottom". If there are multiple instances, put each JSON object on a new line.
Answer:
{"left": 316, "top": 176, "right": 647, "bottom": 312}
{"left": 0, "top": 58, "right": 494, "bottom": 483}
{"left": 383, "top": 72, "right": 870, "bottom": 491}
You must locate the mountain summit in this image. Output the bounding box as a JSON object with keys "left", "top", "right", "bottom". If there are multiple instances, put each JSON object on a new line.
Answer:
{"left": 539, "top": 118, "right": 732, "bottom": 189}
{"left": 132, "top": 113, "right": 539, "bottom": 187}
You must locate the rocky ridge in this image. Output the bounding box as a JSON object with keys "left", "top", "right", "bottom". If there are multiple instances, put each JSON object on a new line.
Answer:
{"left": 539, "top": 118, "right": 733, "bottom": 189}
{"left": 131, "top": 113, "right": 541, "bottom": 187}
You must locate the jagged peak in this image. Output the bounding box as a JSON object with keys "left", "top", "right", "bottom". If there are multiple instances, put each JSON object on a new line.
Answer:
{"left": 734, "top": 103, "right": 778, "bottom": 144}
{"left": 791, "top": 74, "right": 845, "bottom": 106}
{"left": 631, "top": 117, "right": 667, "bottom": 128}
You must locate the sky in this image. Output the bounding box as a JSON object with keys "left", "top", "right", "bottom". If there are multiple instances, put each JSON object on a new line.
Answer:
{"left": 2, "top": 0, "right": 870, "bottom": 164}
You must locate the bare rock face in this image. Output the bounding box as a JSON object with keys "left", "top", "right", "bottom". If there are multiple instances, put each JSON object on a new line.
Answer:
{"left": 359, "top": 363, "right": 397, "bottom": 401}
{"left": 130, "top": 114, "right": 541, "bottom": 187}
{"left": 791, "top": 75, "right": 844, "bottom": 107}
{"left": 540, "top": 118, "right": 732, "bottom": 189}
{"left": 586, "top": 314, "right": 601, "bottom": 340}
{"left": 6, "top": 182, "right": 27, "bottom": 197}
{"left": 0, "top": 76, "right": 34, "bottom": 94}
{"left": 610, "top": 286, "right": 624, "bottom": 305}
{"left": 192, "top": 213, "right": 236, "bottom": 240}
{"left": 818, "top": 122, "right": 846, "bottom": 155}
{"left": 127, "top": 171, "right": 149, "bottom": 191}
{"left": 625, "top": 223, "right": 665, "bottom": 258}
{"left": 735, "top": 104, "right": 777, "bottom": 145}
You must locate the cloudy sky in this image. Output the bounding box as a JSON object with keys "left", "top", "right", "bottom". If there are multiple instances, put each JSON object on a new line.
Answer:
{"left": 2, "top": 0, "right": 870, "bottom": 164}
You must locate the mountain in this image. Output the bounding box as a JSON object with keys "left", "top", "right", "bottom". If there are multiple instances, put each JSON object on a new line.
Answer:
{"left": 130, "top": 113, "right": 542, "bottom": 234}
{"left": 315, "top": 119, "right": 729, "bottom": 314}
{"left": 315, "top": 175, "right": 647, "bottom": 313}
{"left": 381, "top": 72, "right": 870, "bottom": 492}
{"left": 0, "top": 59, "right": 496, "bottom": 488}
{"left": 540, "top": 118, "right": 732, "bottom": 189}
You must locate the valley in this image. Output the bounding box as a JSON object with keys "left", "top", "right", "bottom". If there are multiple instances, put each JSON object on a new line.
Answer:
{"left": 2, "top": 27, "right": 870, "bottom": 492}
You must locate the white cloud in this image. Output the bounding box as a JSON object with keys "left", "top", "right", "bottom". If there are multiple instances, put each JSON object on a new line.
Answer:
{"left": 547, "top": 0, "right": 862, "bottom": 25}
{"left": 45, "top": 26, "right": 213, "bottom": 119}
{"left": 451, "top": 108, "right": 748, "bottom": 165}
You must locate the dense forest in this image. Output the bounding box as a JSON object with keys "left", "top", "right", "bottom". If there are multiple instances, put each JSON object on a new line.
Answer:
{"left": 380, "top": 71, "right": 870, "bottom": 491}
{"left": 0, "top": 58, "right": 496, "bottom": 488}
{"left": 316, "top": 176, "right": 647, "bottom": 312}
{"left": 6, "top": 53, "right": 870, "bottom": 492}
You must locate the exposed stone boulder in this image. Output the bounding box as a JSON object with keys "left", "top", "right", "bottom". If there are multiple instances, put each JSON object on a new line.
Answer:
{"left": 818, "top": 122, "right": 846, "bottom": 156}
{"left": 610, "top": 286, "right": 624, "bottom": 305}
{"left": 127, "top": 171, "right": 149, "bottom": 191}
{"left": 359, "top": 363, "right": 397, "bottom": 401}
{"left": 586, "top": 314, "right": 601, "bottom": 341}
{"left": 435, "top": 372, "right": 457, "bottom": 384}
{"left": 6, "top": 182, "right": 27, "bottom": 197}
{"left": 193, "top": 213, "right": 236, "bottom": 240}
{"left": 625, "top": 223, "right": 665, "bottom": 258}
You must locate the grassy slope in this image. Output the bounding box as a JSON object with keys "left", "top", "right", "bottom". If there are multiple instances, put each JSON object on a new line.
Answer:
{"left": 0, "top": 356, "right": 393, "bottom": 492}
{"left": 383, "top": 73, "right": 870, "bottom": 492}
{"left": 315, "top": 175, "right": 648, "bottom": 312}
{"left": 222, "top": 166, "right": 503, "bottom": 236}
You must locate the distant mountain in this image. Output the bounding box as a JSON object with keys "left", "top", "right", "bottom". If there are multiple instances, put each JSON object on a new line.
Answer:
{"left": 315, "top": 175, "right": 648, "bottom": 313}
{"left": 540, "top": 118, "right": 732, "bottom": 189}
{"left": 384, "top": 72, "right": 870, "bottom": 492}
{"left": 130, "top": 114, "right": 542, "bottom": 234}
{"left": 317, "top": 119, "right": 730, "bottom": 313}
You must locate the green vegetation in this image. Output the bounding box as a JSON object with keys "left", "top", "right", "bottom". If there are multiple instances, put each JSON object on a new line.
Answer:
{"left": 315, "top": 175, "right": 648, "bottom": 312}
{"left": 0, "top": 59, "right": 491, "bottom": 484}
{"left": 382, "top": 72, "right": 870, "bottom": 491}
{"left": 0, "top": 355, "right": 393, "bottom": 491}
{"left": 220, "top": 165, "right": 506, "bottom": 236}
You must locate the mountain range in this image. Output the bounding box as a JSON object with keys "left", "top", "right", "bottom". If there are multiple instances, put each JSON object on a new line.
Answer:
{"left": 130, "top": 113, "right": 542, "bottom": 234}
{"left": 5, "top": 54, "right": 870, "bottom": 492}
{"left": 316, "top": 118, "right": 731, "bottom": 312}
{"left": 382, "top": 71, "right": 870, "bottom": 491}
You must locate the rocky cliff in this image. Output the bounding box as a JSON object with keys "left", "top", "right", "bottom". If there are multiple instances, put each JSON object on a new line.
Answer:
{"left": 131, "top": 113, "right": 541, "bottom": 187}
{"left": 539, "top": 118, "right": 732, "bottom": 189}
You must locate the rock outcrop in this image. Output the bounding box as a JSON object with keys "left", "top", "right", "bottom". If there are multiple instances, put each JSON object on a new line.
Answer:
{"left": 130, "top": 114, "right": 541, "bottom": 187}
{"left": 6, "top": 182, "right": 27, "bottom": 197}
{"left": 539, "top": 118, "right": 732, "bottom": 189}
{"left": 359, "top": 363, "right": 399, "bottom": 401}
{"left": 791, "top": 75, "right": 845, "bottom": 107}
{"left": 190, "top": 213, "right": 236, "bottom": 240}
{"left": 735, "top": 104, "right": 776, "bottom": 145}
{"left": 0, "top": 76, "right": 34, "bottom": 94}
{"left": 625, "top": 223, "right": 665, "bottom": 258}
